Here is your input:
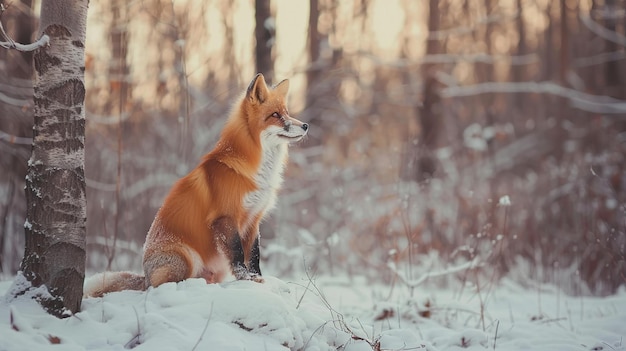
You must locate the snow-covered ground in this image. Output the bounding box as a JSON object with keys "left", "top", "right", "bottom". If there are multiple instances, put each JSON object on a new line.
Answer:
{"left": 0, "top": 273, "right": 625, "bottom": 351}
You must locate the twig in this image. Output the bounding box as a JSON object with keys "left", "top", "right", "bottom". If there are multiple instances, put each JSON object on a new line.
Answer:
{"left": 0, "top": 90, "right": 32, "bottom": 107}
{"left": 387, "top": 258, "right": 482, "bottom": 289}
{"left": 191, "top": 302, "right": 214, "bottom": 351}
{"left": 0, "top": 5, "right": 48, "bottom": 51}
{"left": 441, "top": 81, "right": 626, "bottom": 114}
{"left": 493, "top": 320, "right": 499, "bottom": 350}
{"left": 428, "top": 11, "right": 519, "bottom": 40}
{"left": 296, "top": 264, "right": 316, "bottom": 309}
{"left": 579, "top": 11, "right": 626, "bottom": 47}
{"left": 0, "top": 33, "right": 49, "bottom": 51}
{"left": 0, "top": 129, "right": 31, "bottom": 145}
{"left": 124, "top": 307, "right": 142, "bottom": 349}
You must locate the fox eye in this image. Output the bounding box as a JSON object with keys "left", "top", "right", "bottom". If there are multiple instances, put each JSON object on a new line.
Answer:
{"left": 271, "top": 112, "right": 280, "bottom": 118}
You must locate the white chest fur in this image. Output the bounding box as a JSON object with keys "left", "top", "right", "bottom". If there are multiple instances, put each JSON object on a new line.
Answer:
{"left": 242, "top": 142, "right": 287, "bottom": 234}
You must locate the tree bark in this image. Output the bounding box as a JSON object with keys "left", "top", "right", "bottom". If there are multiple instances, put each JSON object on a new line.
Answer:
{"left": 603, "top": 0, "right": 622, "bottom": 98}
{"left": 17, "top": 0, "right": 89, "bottom": 318}
{"left": 305, "top": 0, "right": 321, "bottom": 119}
{"left": 416, "top": 0, "right": 442, "bottom": 182}
{"left": 0, "top": 0, "right": 35, "bottom": 274}
{"left": 255, "top": 0, "right": 274, "bottom": 83}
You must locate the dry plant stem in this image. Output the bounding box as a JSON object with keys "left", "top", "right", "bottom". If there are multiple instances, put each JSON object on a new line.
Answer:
{"left": 168, "top": 0, "right": 191, "bottom": 164}
{"left": 124, "top": 306, "right": 142, "bottom": 349}
{"left": 110, "top": 60, "right": 124, "bottom": 271}
{"left": 493, "top": 320, "right": 500, "bottom": 350}
{"left": 191, "top": 302, "right": 214, "bottom": 351}
{"left": 295, "top": 259, "right": 317, "bottom": 309}
{"left": 484, "top": 205, "right": 509, "bottom": 307}
{"left": 400, "top": 199, "right": 414, "bottom": 297}
{"left": 388, "top": 258, "right": 481, "bottom": 289}
{"left": 300, "top": 264, "right": 383, "bottom": 349}
{"left": 474, "top": 268, "right": 486, "bottom": 331}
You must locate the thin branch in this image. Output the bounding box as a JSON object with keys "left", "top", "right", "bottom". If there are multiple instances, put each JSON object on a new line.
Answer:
{"left": 387, "top": 258, "right": 481, "bottom": 289}
{"left": 191, "top": 302, "right": 213, "bottom": 351}
{"left": 442, "top": 81, "right": 626, "bottom": 114}
{"left": 0, "top": 3, "right": 48, "bottom": 51}
{"left": 574, "top": 50, "right": 626, "bottom": 68}
{"left": 86, "top": 112, "right": 131, "bottom": 125}
{"left": 85, "top": 173, "right": 179, "bottom": 198}
{"left": 358, "top": 52, "right": 539, "bottom": 68}
{"left": 0, "top": 129, "right": 31, "bottom": 145}
{"left": 0, "top": 23, "right": 48, "bottom": 51}
{"left": 579, "top": 11, "right": 626, "bottom": 47}
{"left": 0, "top": 34, "right": 48, "bottom": 51}
{"left": 428, "top": 11, "right": 519, "bottom": 40}
{"left": 0, "top": 90, "right": 31, "bottom": 107}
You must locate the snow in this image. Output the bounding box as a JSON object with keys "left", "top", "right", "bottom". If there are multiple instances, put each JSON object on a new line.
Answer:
{"left": 498, "top": 195, "right": 511, "bottom": 207}
{"left": 0, "top": 274, "right": 625, "bottom": 351}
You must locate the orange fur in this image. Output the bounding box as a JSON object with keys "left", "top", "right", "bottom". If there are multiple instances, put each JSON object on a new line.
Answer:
{"left": 84, "top": 74, "right": 308, "bottom": 297}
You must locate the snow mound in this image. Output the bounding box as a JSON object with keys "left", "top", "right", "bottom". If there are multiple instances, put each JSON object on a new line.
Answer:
{"left": 0, "top": 276, "right": 348, "bottom": 351}
{"left": 1, "top": 276, "right": 625, "bottom": 351}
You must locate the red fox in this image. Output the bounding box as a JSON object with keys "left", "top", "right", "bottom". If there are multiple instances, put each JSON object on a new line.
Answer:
{"left": 85, "top": 74, "right": 308, "bottom": 297}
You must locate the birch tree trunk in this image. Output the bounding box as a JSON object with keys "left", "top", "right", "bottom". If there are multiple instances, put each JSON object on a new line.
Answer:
{"left": 16, "top": 0, "right": 89, "bottom": 318}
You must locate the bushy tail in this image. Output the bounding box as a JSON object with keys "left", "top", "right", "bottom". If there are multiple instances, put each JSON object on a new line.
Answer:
{"left": 84, "top": 271, "right": 146, "bottom": 297}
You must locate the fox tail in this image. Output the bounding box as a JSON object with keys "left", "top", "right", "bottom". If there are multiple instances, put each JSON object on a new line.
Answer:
{"left": 84, "top": 271, "right": 146, "bottom": 297}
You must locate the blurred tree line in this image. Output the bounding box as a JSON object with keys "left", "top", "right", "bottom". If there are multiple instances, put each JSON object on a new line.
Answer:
{"left": 1, "top": 0, "right": 624, "bottom": 295}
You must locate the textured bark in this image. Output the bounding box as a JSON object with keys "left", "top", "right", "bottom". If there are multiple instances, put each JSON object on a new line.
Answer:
{"left": 18, "top": 0, "right": 88, "bottom": 318}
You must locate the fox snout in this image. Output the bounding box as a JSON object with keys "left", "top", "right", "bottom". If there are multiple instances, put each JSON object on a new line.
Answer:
{"left": 276, "top": 116, "right": 308, "bottom": 142}
{"left": 284, "top": 118, "right": 309, "bottom": 133}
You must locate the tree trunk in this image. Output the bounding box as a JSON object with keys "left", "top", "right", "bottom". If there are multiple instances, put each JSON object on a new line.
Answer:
{"left": 17, "top": 0, "right": 89, "bottom": 318}
{"left": 307, "top": 0, "right": 320, "bottom": 91}
{"left": 416, "top": 0, "right": 442, "bottom": 182}
{"left": 255, "top": 0, "right": 274, "bottom": 83}
{"left": 0, "top": 0, "right": 35, "bottom": 274}
{"left": 603, "top": 0, "right": 622, "bottom": 98}
{"left": 305, "top": 0, "right": 321, "bottom": 115}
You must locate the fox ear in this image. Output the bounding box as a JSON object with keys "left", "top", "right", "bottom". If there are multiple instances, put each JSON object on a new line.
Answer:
{"left": 273, "top": 79, "right": 289, "bottom": 98}
{"left": 246, "top": 73, "right": 269, "bottom": 104}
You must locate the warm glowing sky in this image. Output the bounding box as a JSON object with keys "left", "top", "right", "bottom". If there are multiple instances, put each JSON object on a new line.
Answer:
{"left": 84, "top": 0, "right": 422, "bottom": 111}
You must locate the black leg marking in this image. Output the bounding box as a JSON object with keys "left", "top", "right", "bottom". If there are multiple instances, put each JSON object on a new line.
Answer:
{"left": 229, "top": 234, "right": 249, "bottom": 280}
{"left": 249, "top": 236, "right": 262, "bottom": 276}
{"left": 212, "top": 216, "right": 249, "bottom": 280}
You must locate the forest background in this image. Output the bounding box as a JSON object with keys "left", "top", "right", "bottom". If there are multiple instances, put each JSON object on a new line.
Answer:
{"left": 0, "top": 0, "right": 624, "bottom": 296}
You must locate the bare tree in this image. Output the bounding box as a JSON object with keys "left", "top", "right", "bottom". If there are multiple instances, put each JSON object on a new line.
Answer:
{"left": 305, "top": 0, "right": 321, "bottom": 133}
{"left": 255, "top": 0, "right": 274, "bottom": 83}
{"left": 15, "top": 0, "right": 89, "bottom": 318}
{"left": 415, "top": 0, "right": 442, "bottom": 182}
{"left": 0, "top": 0, "right": 35, "bottom": 274}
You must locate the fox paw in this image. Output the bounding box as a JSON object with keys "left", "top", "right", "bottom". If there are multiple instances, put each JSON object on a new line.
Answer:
{"left": 233, "top": 267, "right": 264, "bottom": 283}
{"left": 249, "top": 274, "right": 264, "bottom": 283}
{"left": 237, "top": 273, "right": 264, "bottom": 283}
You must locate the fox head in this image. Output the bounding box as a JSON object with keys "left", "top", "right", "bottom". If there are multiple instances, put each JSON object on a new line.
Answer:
{"left": 242, "top": 73, "right": 308, "bottom": 148}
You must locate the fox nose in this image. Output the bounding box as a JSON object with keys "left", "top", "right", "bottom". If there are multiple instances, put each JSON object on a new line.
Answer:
{"left": 301, "top": 123, "right": 309, "bottom": 131}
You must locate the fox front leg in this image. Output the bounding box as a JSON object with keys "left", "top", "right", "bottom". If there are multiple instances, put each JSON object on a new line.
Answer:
{"left": 248, "top": 236, "right": 263, "bottom": 282}
{"left": 230, "top": 235, "right": 263, "bottom": 282}
{"left": 212, "top": 216, "right": 250, "bottom": 281}
{"left": 228, "top": 234, "right": 251, "bottom": 280}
